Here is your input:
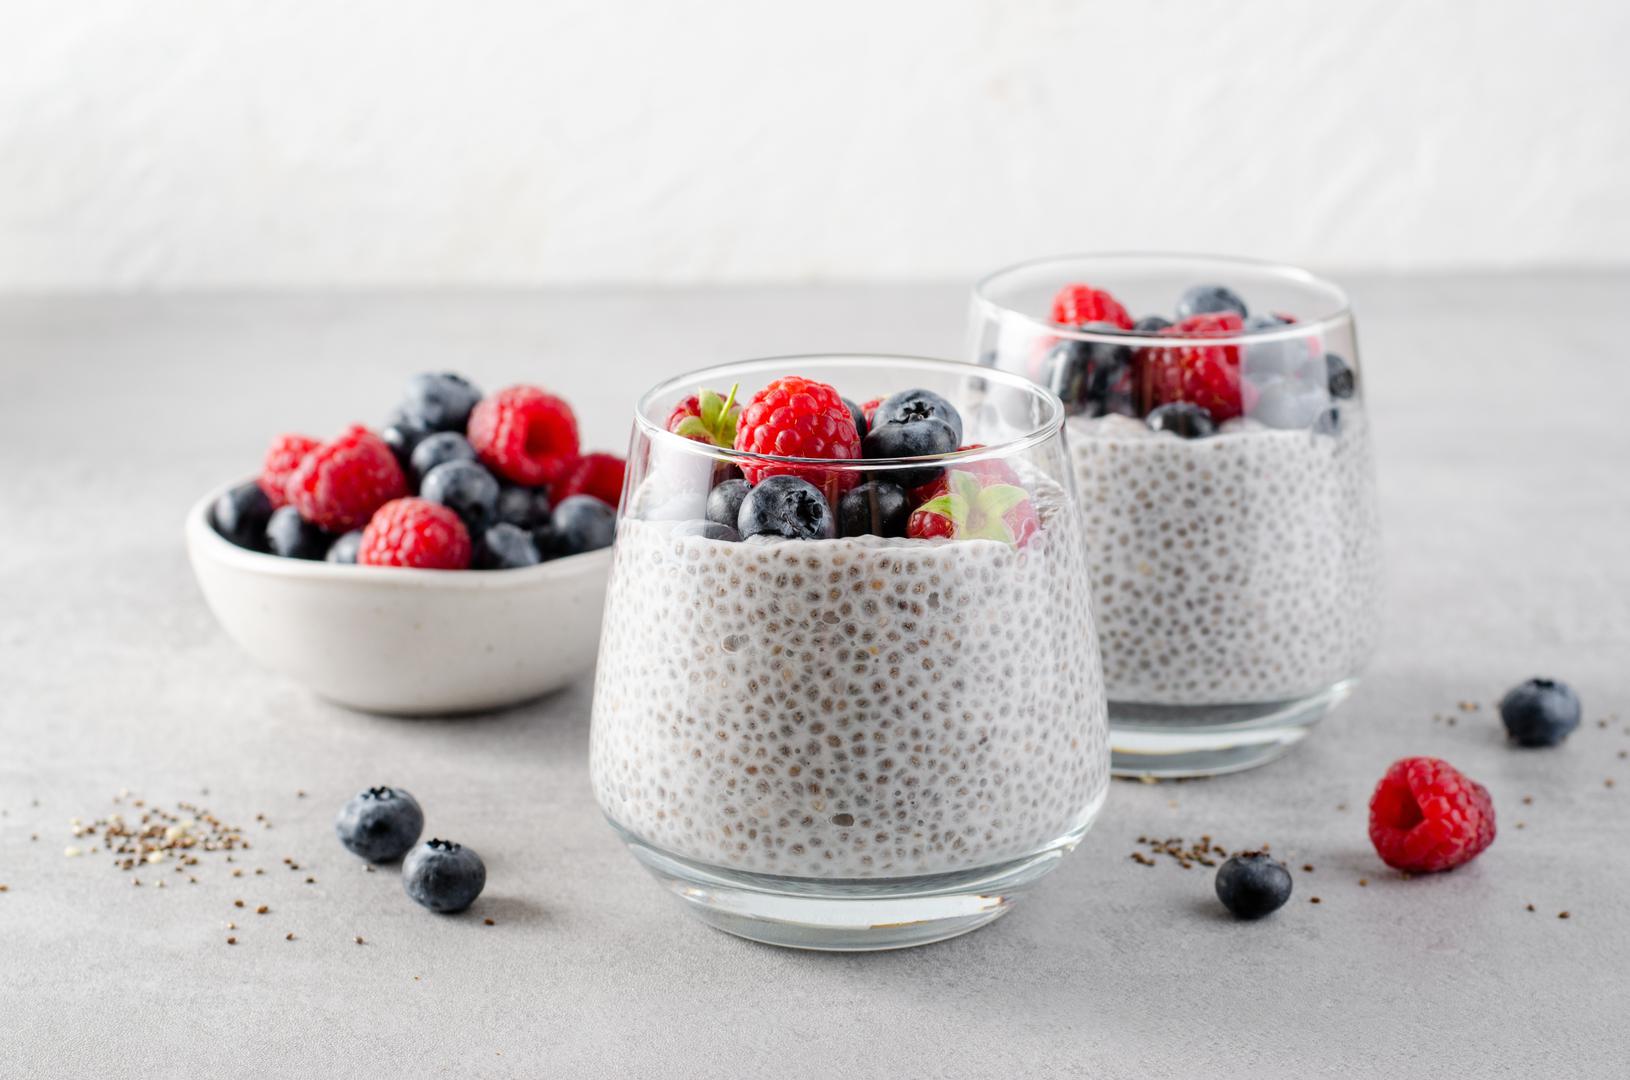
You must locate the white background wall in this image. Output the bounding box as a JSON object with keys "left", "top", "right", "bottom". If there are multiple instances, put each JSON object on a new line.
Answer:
{"left": 4, "top": 0, "right": 1627, "bottom": 290}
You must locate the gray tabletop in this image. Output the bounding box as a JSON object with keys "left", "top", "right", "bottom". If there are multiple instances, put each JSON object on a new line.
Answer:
{"left": 3, "top": 278, "right": 1627, "bottom": 1079}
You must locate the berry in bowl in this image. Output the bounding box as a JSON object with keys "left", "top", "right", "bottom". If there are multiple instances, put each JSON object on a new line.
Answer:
{"left": 187, "top": 373, "right": 622, "bottom": 715}
{"left": 589, "top": 355, "right": 1109, "bottom": 950}
{"left": 972, "top": 255, "right": 1382, "bottom": 777}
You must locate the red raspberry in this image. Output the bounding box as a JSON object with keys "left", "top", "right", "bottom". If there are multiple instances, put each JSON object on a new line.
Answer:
{"left": 358, "top": 498, "right": 471, "bottom": 570}
{"left": 259, "top": 434, "right": 319, "bottom": 509}
{"left": 468, "top": 386, "right": 580, "bottom": 487}
{"left": 1368, "top": 757, "right": 1497, "bottom": 873}
{"left": 552, "top": 452, "right": 626, "bottom": 507}
{"left": 732, "top": 376, "right": 862, "bottom": 490}
{"left": 860, "top": 397, "right": 883, "bottom": 428}
{"left": 666, "top": 385, "right": 741, "bottom": 447}
{"left": 907, "top": 457, "right": 1038, "bottom": 547}
{"left": 285, "top": 425, "right": 407, "bottom": 532}
{"left": 1140, "top": 312, "right": 1246, "bottom": 421}
{"left": 1049, "top": 283, "right": 1134, "bottom": 330}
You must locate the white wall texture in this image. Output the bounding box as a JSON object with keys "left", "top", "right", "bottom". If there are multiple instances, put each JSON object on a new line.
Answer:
{"left": 3, "top": 0, "right": 1627, "bottom": 290}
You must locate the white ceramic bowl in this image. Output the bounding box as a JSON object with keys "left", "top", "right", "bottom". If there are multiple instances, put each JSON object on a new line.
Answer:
{"left": 185, "top": 485, "right": 612, "bottom": 715}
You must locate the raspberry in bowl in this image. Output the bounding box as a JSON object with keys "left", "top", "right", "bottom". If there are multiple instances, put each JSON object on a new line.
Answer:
{"left": 972, "top": 255, "right": 1383, "bottom": 777}
{"left": 589, "top": 355, "right": 1109, "bottom": 950}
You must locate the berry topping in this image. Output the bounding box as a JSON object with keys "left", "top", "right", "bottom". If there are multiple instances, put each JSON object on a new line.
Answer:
{"left": 862, "top": 416, "right": 959, "bottom": 488}
{"left": 732, "top": 376, "right": 862, "bottom": 489}
{"left": 397, "top": 372, "right": 482, "bottom": 433}
{"left": 473, "top": 523, "right": 541, "bottom": 570}
{"left": 380, "top": 416, "right": 428, "bottom": 471}
{"left": 1133, "top": 315, "right": 1172, "bottom": 333}
{"left": 1176, "top": 283, "right": 1248, "bottom": 320}
{"left": 467, "top": 385, "right": 581, "bottom": 487}
{"left": 1146, "top": 402, "right": 1216, "bottom": 439}
{"left": 553, "top": 452, "right": 627, "bottom": 508}
{"left": 403, "top": 838, "right": 486, "bottom": 913}
{"left": 737, "top": 475, "right": 835, "bottom": 540}
{"left": 842, "top": 397, "right": 869, "bottom": 440}
{"left": 546, "top": 495, "right": 617, "bottom": 557}
{"left": 1499, "top": 678, "right": 1582, "bottom": 747}
{"left": 495, "top": 486, "right": 552, "bottom": 530}
{"left": 409, "top": 432, "right": 478, "bottom": 485}
{"left": 1141, "top": 313, "right": 1246, "bottom": 422}
{"left": 1035, "top": 329, "right": 1136, "bottom": 418}
{"left": 258, "top": 434, "right": 319, "bottom": 508}
{"left": 1368, "top": 757, "right": 1496, "bottom": 873}
{"left": 837, "top": 480, "right": 910, "bottom": 538}
{"left": 1326, "top": 353, "right": 1357, "bottom": 399}
{"left": 334, "top": 786, "right": 424, "bottom": 863}
{"left": 1214, "top": 852, "right": 1293, "bottom": 919}
{"left": 870, "top": 388, "right": 965, "bottom": 445}
{"left": 212, "top": 482, "right": 274, "bottom": 551}
{"left": 285, "top": 425, "right": 408, "bottom": 533}
{"left": 357, "top": 497, "right": 472, "bottom": 570}
{"left": 1049, "top": 283, "right": 1134, "bottom": 329}
{"left": 266, "top": 506, "right": 332, "bottom": 559}
{"left": 907, "top": 468, "right": 1037, "bottom": 547}
{"left": 1250, "top": 380, "right": 1329, "bottom": 430}
{"left": 705, "top": 478, "right": 752, "bottom": 531}
{"left": 666, "top": 385, "right": 741, "bottom": 447}
{"left": 859, "top": 398, "right": 883, "bottom": 428}
{"left": 420, "top": 460, "right": 501, "bottom": 536}
{"left": 326, "top": 530, "right": 363, "bottom": 564}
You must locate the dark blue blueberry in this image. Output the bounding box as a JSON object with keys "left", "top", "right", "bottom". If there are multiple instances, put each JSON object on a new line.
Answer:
{"left": 402, "top": 838, "right": 486, "bottom": 913}
{"left": 496, "top": 485, "right": 551, "bottom": 530}
{"left": 872, "top": 388, "right": 964, "bottom": 445}
{"left": 421, "top": 460, "right": 500, "bottom": 535}
{"left": 1146, "top": 402, "right": 1216, "bottom": 439}
{"left": 334, "top": 786, "right": 424, "bottom": 863}
{"left": 842, "top": 397, "right": 869, "bottom": 440}
{"left": 1250, "top": 380, "right": 1328, "bottom": 430}
{"left": 1215, "top": 852, "right": 1292, "bottom": 919}
{"left": 1133, "top": 315, "right": 1173, "bottom": 333}
{"left": 410, "top": 431, "right": 478, "bottom": 485}
{"left": 212, "top": 482, "right": 273, "bottom": 551}
{"left": 862, "top": 417, "right": 959, "bottom": 488}
{"left": 1326, "top": 353, "right": 1356, "bottom": 399}
{"left": 398, "top": 372, "right": 482, "bottom": 433}
{"left": 326, "top": 530, "right": 363, "bottom": 564}
{"left": 1176, "top": 284, "right": 1248, "bottom": 320}
{"left": 706, "top": 479, "right": 752, "bottom": 531}
{"left": 1313, "top": 407, "right": 1342, "bottom": 436}
{"left": 837, "top": 480, "right": 909, "bottom": 538}
{"left": 550, "top": 495, "right": 617, "bottom": 556}
{"left": 474, "top": 523, "right": 541, "bottom": 570}
{"left": 737, "top": 476, "right": 835, "bottom": 540}
{"left": 1499, "top": 678, "right": 1582, "bottom": 747}
{"left": 381, "top": 414, "right": 429, "bottom": 471}
{"left": 1038, "top": 323, "right": 1136, "bottom": 418}
{"left": 672, "top": 520, "right": 740, "bottom": 541}
{"left": 265, "top": 506, "right": 331, "bottom": 559}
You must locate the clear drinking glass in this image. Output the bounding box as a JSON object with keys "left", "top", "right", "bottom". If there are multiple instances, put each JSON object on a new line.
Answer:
{"left": 590, "top": 355, "right": 1109, "bottom": 950}
{"left": 971, "top": 255, "right": 1382, "bottom": 777}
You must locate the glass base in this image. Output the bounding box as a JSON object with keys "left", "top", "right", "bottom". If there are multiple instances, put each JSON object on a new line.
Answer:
{"left": 1109, "top": 678, "right": 1357, "bottom": 779}
{"left": 611, "top": 791, "right": 1105, "bottom": 952}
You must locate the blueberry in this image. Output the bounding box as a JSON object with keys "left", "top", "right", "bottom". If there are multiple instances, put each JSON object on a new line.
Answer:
{"left": 737, "top": 475, "right": 835, "bottom": 540}
{"left": 1326, "top": 353, "right": 1357, "bottom": 399}
{"left": 381, "top": 414, "right": 429, "bottom": 471}
{"left": 421, "top": 460, "right": 500, "bottom": 535}
{"left": 842, "top": 397, "right": 869, "bottom": 440}
{"left": 1146, "top": 402, "right": 1216, "bottom": 439}
{"left": 212, "top": 482, "right": 273, "bottom": 551}
{"left": 1176, "top": 284, "right": 1248, "bottom": 320}
{"left": 871, "top": 389, "right": 964, "bottom": 445}
{"left": 410, "top": 431, "right": 478, "bottom": 485}
{"left": 398, "top": 372, "right": 482, "bottom": 433}
{"left": 474, "top": 523, "right": 540, "bottom": 569}
{"left": 402, "top": 838, "right": 486, "bottom": 913}
{"left": 1038, "top": 324, "right": 1136, "bottom": 418}
{"left": 326, "top": 530, "right": 363, "bottom": 564}
{"left": 1241, "top": 316, "right": 1320, "bottom": 383}
{"left": 672, "top": 520, "right": 740, "bottom": 541}
{"left": 1214, "top": 852, "right": 1292, "bottom": 919}
{"left": 496, "top": 485, "right": 552, "bottom": 530}
{"left": 1133, "top": 315, "right": 1172, "bottom": 333}
{"left": 706, "top": 479, "right": 752, "bottom": 531}
{"left": 550, "top": 495, "right": 617, "bottom": 556}
{"left": 1313, "top": 406, "right": 1342, "bottom": 436}
{"left": 862, "top": 417, "right": 959, "bottom": 488}
{"left": 837, "top": 481, "right": 909, "bottom": 538}
{"left": 1250, "top": 380, "right": 1329, "bottom": 430}
{"left": 1499, "top": 678, "right": 1582, "bottom": 747}
{"left": 334, "top": 786, "right": 424, "bottom": 863}
{"left": 266, "top": 506, "right": 331, "bottom": 559}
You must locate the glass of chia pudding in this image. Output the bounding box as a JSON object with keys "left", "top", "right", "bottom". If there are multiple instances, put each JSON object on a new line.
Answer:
{"left": 590, "top": 355, "right": 1109, "bottom": 950}
{"left": 971, "top": 255, "right": 1383, "bottom": 778}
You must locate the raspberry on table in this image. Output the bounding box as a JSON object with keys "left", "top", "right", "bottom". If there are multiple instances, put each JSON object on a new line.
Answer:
{"left": 358, "top": 498, "right": 472, "bottom": 570}
{"left": 1140, "top": 312, "right": 1246, "bottom": 421}
{"left": 552, "top": 452, "right": 627, "bottom": 508}
{"left": 285, "top": 426, "right": 407, "bottom": 532}
{"left": 1049, "top": 283, "right": 1134, "bottom": 330}
{"left": 258, "top": 434, "right": 319, "bottom": 509}
{"left": 1368, "top": 756, "right": 1496, "bottom": 873}
{"left": 467, "top": 385, "right": 580, "bottom": 487}
{"left": 732, "top": 376, "right": 862, "bottom": 490}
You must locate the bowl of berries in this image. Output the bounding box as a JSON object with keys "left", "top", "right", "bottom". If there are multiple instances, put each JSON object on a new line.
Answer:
{"left": 186, "top": 373, "right": 623, "bottom": 715}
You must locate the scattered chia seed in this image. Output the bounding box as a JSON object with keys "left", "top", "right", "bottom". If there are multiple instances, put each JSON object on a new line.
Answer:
{"left": 483, "top": 918, "right": 495, "bottom": 926}
{"left": 226, "top": 937, "right": 236, "bottom": 945}
{"left": 256, "top": 905, "right": 269, "bottom": 915}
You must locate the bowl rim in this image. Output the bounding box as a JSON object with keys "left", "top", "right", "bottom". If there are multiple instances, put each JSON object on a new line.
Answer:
{"left": 187, "top": 483, "right": 612, "bottom": 587}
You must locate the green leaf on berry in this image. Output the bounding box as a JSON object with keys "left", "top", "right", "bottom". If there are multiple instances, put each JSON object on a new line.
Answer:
{"left": 924, "top": 471, "right": 1031, "bottom": 545}
{"left": 679, "top": 383, "right": 741, "bottom": 447}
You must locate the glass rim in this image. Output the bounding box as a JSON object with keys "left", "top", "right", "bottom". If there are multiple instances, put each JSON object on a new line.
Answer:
{"left": 633, "top": 353, "right": 1066, "bottom": 471}
{"left": 972, "top": 251, "right": 1355, "bottom": 348}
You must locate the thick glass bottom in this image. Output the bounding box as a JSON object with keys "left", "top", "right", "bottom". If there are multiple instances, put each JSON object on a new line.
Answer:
{"left": 1109, "top": 678, "right": 1358, "bottom": 778}
{"left": 609, "top": 788, "right": 1107, "bottom": 951}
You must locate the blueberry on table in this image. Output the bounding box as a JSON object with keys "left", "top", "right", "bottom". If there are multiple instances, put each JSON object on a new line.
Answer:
{"left": 266, "top": 506, "right": 332, "bottom": 559}
{"left": 842, "top": 397, "right": 870, "bottom": 440}
{"left": 550, "top": 495, "right": 617, "bottom": 556}
{"left": 1176, "top": 284, "right": 1248, "bottom": 320}
{"left": 326, "top": 530, "right": 364, "bottom": 564}
{"left": 1215, "top": 852, "right": 1292, "bottom": 919}
{"left": 381, "top": 415, "right": 429, "bottom": 471}
{"left": 398, "top": 372, "right": 483, "bottom": 433}
{"left": 403, "top": 838, "right": 487, "bottom": 913}
{"left": 1325, "top": 353, "right": 1357, "bottom": 399}
{"left": 871, "top": 388, "right": 964, "bottom": 445}
{"left": 495, "top": 485, "right": 551, "bottom": 530}
{"left": 474, "top": 523, "right": 541, "bottom": 569}
{"left": 334, "top": 786, "right": 424, "bottom": 863}
{"left": 1499, "top": 678, "right": 1582, "bottom": 747}
{"left": 1145, "top": 402, "right": 1216, "bottom": 439}
{"left": 737, "top": 475, "right": 835, "bottom": 540}
{"left": 838, "top": 480, "right": 909, "bottom": 538}
{"left": 213, "top": 482, "right": 274, "bottom": 551}
{"left": 672, "top": 520, "right": 740, "bottom": 541}
{"left": 410, "top": 431, "right": 478, "bottom": 485}
{"left": 421, "top": 460, "right": 500, "bottom": 535}
{"left": 705, "top": 478, "right": 752, "bottom": 531}
{"left": 862, "top": 417, "right": 959, "bottom": 488}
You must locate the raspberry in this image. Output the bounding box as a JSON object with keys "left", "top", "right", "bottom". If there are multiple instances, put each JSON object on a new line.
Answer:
{"left": 860, "top": 397, "right": 883, "bottom": 427}
{"left": 553, "top": 452, "right": 627, "bottom": 507}
{"left": 285, "top": 426, "right": 407, "bottom": 532}
{"left": 1368, "top": 757, "right": 1496, "bottom": 873}
{"left": 1049, "top": 283, "right": 1134, "bottom": 330}
{"left": 907, "top": 460, "right": 1038, "bottom": 547}
{"left": 358, "top": 498, "right": 471, "bottom": 570}
{"left": 1140, "top": 312, "right": 1246, "bottom": 421}
{"left": 258, "top": 434, "right": 319, "bottom": 509}
{"left": 732, "top": 376, "right": 862, "bottom": 490}
{"left": 467, "top": 386, "right": 580, "bottom": 487}
{"left": 666, "top": 385, "right": 741, "bottom": 447}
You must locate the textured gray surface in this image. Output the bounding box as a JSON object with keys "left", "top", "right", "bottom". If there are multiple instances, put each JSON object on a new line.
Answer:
{"left": 1, "top": 279, "right": 1627, "bottom": 1078}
